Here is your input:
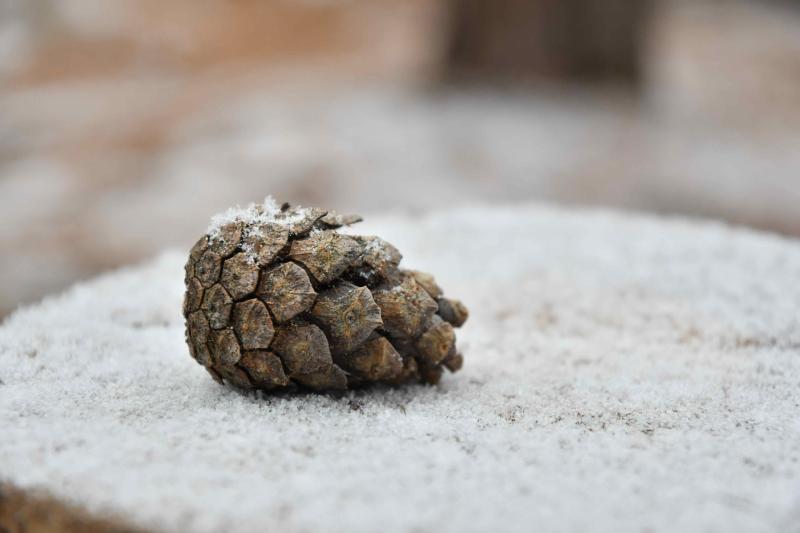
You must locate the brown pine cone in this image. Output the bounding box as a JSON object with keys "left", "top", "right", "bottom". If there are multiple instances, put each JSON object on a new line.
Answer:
{"left": 183, "top": 199, "right": 468, "bottom": 392}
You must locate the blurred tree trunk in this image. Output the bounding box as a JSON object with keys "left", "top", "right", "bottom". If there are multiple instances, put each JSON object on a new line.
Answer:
{"left": 445, "top": 0, "right": 652, "bottom": 84}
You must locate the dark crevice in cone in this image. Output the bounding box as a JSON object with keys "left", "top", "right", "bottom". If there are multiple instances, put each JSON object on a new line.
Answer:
{"left": 184, "top": 200, "right": 468, "bottom": 393}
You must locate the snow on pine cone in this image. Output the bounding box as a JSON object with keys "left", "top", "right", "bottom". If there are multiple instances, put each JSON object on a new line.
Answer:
{"left": 183, "top": 198, "right": 468, "bottom": 392}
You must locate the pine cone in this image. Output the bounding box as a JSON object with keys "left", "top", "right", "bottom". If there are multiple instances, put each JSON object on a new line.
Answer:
{"left": 183, "top": 199, "right": 468, "bottom": 392}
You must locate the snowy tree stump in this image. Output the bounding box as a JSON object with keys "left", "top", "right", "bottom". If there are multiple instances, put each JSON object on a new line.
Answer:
{"left": 2, "top": 205, "right": 799, "bottom": 532}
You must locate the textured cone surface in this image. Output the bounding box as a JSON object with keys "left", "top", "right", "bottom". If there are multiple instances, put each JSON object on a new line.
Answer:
{"left": 288, "top": 231, "right": 360, "bottom": 285}
{"left": 220, "top": 253, "right": 260, "bottom": 300}
{"left": 271, "top": 319, "right": 332, "bottom": 376}
{"left": 183, "top": 198, "right": 468, "bottom": 393}
{"left": 311, "top": 282, "right": 383, "bottom": 355}
{"left": 242, "top": 222, "right": 289, "bottom": 266}
{"left": 195, "top": 249, "right": 222, "bottom": 288}
{"left": 372, "top": 274, "right": 438, "bottom": 339}
{"left": 437, "top": 297, "right": 469, "bottom": 327}
{"left": 335, "top": 336, "right": 403, "bottom": 381}
{"left": 256, "top": 262, "right": 316, "bottom": 323}
{"left": 208, "top": 222, "right": 243, "bottom": 257}
{"left": 201, "top": 284, "right": 233, "bottom": 330}
{"left": 415, "top": 316, "right": 455, "bottom": 366}
{"left": 350, "top": 236, "right": 402, "bottom": 285}
{"left": 239, "top": 351, "right": 289, "bottom": 389}
{"left": 232, "top": 299, "right": 274, "bottom": 350}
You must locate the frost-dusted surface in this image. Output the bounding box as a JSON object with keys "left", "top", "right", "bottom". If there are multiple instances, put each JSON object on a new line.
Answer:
{"left": 2, "top": 205, "right": 800, "bottom": 533}
{"left": 207, "top": 196, "right": 309, "bottom": 237}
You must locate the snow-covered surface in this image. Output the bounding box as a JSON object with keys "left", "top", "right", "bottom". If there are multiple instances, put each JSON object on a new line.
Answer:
{"left": 2, "top": 204, "right": 800, "bottom": 533}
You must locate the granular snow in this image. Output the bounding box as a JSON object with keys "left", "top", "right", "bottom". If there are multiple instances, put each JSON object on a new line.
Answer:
{"left": 208, "top": 196, "right": 281, "bottom": 235}
{"left": 208, "top": 196, "right": 309, "bottom": 237}
{"left": 1, "top": 204, "right": 799, "bottom": 533}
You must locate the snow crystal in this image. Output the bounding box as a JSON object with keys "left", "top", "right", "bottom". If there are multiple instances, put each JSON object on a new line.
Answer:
{"left": 207, "top": 196, "right": 307, "bottom": 238}
{"left": 2, "top": 204, "right": 800, "bottom": 533}
{"left": 207, "top": 195, "right": 279, "bottom": 235}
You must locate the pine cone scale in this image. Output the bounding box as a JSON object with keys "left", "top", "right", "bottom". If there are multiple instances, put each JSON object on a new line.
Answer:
{"left": 310, "top": 283, "right": 383, "bottom": 355}
{"left": 201, "top": 284, "right": 233, "bottom": 330}
{"left": 232, "top": 299, "right": 274, "bottom": 350}
{"left": 256, "top": 262, "right": 316, "bottom": 323}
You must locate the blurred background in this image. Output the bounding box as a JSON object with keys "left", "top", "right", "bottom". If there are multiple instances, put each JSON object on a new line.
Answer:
{"left": 1, "top": 0, "right": 799, "bottom": 317}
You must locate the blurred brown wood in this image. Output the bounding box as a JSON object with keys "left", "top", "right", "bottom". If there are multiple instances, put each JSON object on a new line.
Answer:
{"left": 0, "top": 483, "right": 143, "bottom": 533}
{"left": 446, "top": 0, "right": 652, "bottom": 83}
{"left": 5, "top": 0, "right": 442, "bottom": 87}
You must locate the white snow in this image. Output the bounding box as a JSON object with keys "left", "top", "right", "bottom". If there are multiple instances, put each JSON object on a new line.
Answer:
{"left": 207, "top": 196, "right": 308, "bottom": 238}
{"left": 2, "top": 204, "right": 800, "bottom": 533}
